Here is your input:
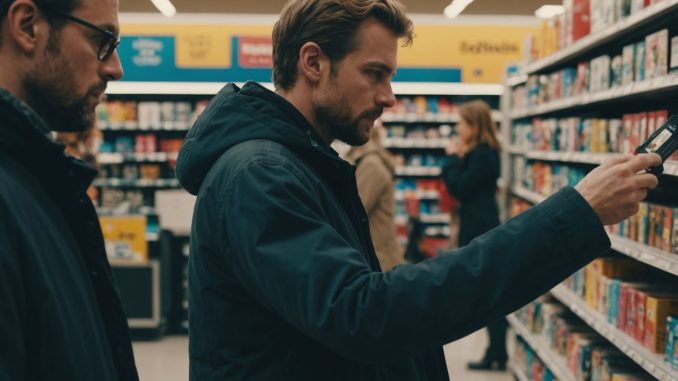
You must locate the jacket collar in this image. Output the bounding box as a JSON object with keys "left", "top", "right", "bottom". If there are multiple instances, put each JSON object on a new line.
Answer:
{"left": 0, "top": 87, "right": 96, "bottom": 196}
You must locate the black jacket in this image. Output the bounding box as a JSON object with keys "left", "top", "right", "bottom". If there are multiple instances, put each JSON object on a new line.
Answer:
{"left": 176, "top": 82, "right": 610, "bottom": 381}
{"left": 441, "top": 144, "right": 500, "bottom": 246}
{"left": 0, "top": 88, "right": 138, "bottom": 381}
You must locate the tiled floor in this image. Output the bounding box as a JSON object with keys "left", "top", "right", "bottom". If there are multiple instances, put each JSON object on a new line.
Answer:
{"left": 133, "top": 329, "right": 514, "bottom": 381}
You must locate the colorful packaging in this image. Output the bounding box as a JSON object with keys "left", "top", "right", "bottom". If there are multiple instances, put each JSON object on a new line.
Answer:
{"left": 645, "top": 29, "right": 669, "bottom": 79}
{"left": 622, "top": 44, "right": 636, "bottom": 85}
{"left": 667, "top": 316, "right": 678, "bottom": 369}
{"left": 635, "top": 41, "right": 646, "bottom": 82}
{"left": 644, "top": 295, "right": 678, "bottom": 353}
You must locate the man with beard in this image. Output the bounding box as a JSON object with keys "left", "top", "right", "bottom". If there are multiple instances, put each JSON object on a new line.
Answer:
{"left": 0, "top": 0, "right": 138, "bottom": 380}
{"left": 176, "top": 1, "right": 660, "bottom": 380}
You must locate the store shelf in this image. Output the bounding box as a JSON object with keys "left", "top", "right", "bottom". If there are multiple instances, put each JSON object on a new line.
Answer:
{"left": 383, "top": 138, "right": 447, "bottom": 149}
{"left": 510, "top": 186, "right": 546, "bottom": 204}
{"left": 517, "top": 150, "right": 678, "bottom": 176}
{"left": 395, "top": 167, "right": 442, "bottom": 177}
{"left": 382, "top": 111, "right": 502, "bottom": 124}
{"left": 394, "top": 190, "right": 441, "bottom": 201}
{"left": 98, "top": 152, "right": 179, "bottom": 164}
{"left": 609, "top": 234, "right": 678, "bottom": 277}
{"left": 522, "top": 0, "right": 678, "bottom": 75}
{"left": 506, "top": 74, "right": 528, "bottom": 88}
{"left": 507, "top": 146, "right": 527, "bottom": 155}
{"left": 509, "top": 361, "right": 529, "bottom": 381}
{"left": 511, "top": 73, "right": 678, "bottom": 119}
{"left": 550, "top": 285, "right": 678, "bottom": 381}
{"left": 394, "top": 214, "right": 449, "bottom": 225}
{"left": 507, "top": 315, "right": 576, "bottom": 381}
{"left": 99, "top": 121, "right": 192, "bottom": 131}
{"left": 93, "top": 178, "right": 181, "bottom": 188}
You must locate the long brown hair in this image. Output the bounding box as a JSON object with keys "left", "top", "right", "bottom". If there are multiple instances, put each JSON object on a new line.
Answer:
{"left": 459, "top": 100, "right": 501, "bottom": 152}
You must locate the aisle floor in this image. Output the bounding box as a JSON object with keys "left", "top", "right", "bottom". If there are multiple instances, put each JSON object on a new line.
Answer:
{"left": 133, "top": 329, "right": 513, "bottom": 381}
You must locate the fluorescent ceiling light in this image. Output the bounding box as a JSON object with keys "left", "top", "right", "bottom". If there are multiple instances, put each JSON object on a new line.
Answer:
{"left": 444, "top": 0, "right": 475, "bottom": 19}
{"left": 150, "top": 0, "right": 177, "bottom": 17}
{"left": 534, "top": 5, "right": 565, "bottom": 19}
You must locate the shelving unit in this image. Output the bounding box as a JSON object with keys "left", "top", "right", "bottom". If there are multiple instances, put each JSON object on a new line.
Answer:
{"left": 511, "top": 73, "right": 678, "bottom": 119}
{"left": 522, "top": 0, "right": 678, "bottom": 75}
{"left": 509, "top": 361, "right": 529, "bottom": 381}
{"left": 507, "top": 314, "right": 577, "bottom": 381}
{"left": 550, "top": 285, "right": 678, "bottom": 381}
{"left": 502, "top": 2, "right": 678, "bottom": 376}
{"left": 511, "top": 185, "right": 678, "bottom": 278}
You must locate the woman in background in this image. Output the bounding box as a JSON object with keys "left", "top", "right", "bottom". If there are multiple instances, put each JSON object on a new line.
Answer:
{"left": 346, "top": 119, "right": 405, "bottom": 271}
{"left": 441, "top": 100, "right": 506, "bottom": 371}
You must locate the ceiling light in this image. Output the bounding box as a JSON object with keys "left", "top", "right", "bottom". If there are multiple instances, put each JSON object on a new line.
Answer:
{"left": 534, "top": 5, "right": 565, "bottom": 19}
{"left": 443, "top": 0, "right": 475, "bottom": 19}
{"left": 150, "top": 0, "right": 177, "bottom": 17}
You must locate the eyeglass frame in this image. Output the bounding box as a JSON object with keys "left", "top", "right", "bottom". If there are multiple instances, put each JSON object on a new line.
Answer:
{"left": 39, "top": 5, "right": 120, "bottom": 61}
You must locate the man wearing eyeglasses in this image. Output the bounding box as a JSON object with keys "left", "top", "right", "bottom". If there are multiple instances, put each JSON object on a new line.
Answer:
{"left": 0, "top": 0, "right": 137, "bottom": 380}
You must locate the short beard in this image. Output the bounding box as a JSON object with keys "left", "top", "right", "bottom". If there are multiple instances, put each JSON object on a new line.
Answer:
{"left": 23, "top": 30, "right": 102, "bottom": 132}
{"left": 315, "top": 75, "right": 382, "bottom": 146}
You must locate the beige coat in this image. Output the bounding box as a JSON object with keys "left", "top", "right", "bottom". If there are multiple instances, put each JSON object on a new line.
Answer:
{"left": 347, "top": 142, "right": 404, "bottom": 271}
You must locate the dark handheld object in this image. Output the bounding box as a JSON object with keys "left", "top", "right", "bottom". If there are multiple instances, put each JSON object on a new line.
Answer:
{"left": 635, "top": 115, "right": 678, "bottom": 176}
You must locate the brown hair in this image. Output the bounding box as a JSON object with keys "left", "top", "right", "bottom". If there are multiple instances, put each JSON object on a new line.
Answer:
{"left": 459, "top": 100, "right": 502, "bottom": 152}
{"left": 272, "top": 0, "right": 413, "bottom": 90}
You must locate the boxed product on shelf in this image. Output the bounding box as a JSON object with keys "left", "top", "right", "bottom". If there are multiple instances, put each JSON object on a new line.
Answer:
{"left": 611, "top": 55, "right": 624, "bottom": 88}
{"left": 630, "top": 0, "right": 649, "bottom": 13}
{"left": 575, "top": 61, "right": 591, "bottom": 95}
{"left": 644, "top": 295, "right": 678, "bottom": 352}
{"left": 645, "top": 29, "right": 669, "bottom": 80}
{"left": 572, "top": 0, "right": 591, "bottom": 42}
{"left": 635, "top": 41, "right": 646, "bottom": 82}
{"left": 671, "top": 36, "right": 678, "bottom": 73}
{"left": 590, "top": 55, "right": 611, "bottom": 93}
{"left": 622, "top": 44, "right": 636, "bottom": 85}
{"left": 667, "top": 316, "right": 678, "bottom": 368}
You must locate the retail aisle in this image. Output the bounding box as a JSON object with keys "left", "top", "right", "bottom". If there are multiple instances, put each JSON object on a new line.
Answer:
{"left": 133, "top": 329, "right": 513, "bottom": 381}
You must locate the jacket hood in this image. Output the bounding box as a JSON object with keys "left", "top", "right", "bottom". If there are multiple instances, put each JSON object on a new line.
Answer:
{"left": 176, "top": 82, "right": 335, "bottom": 195}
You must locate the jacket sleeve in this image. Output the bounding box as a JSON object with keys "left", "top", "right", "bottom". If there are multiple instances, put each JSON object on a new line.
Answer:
{"left": 441, "top": 148, "right": 498, "bottom": 202}
{"left": 222, "top": 159, "right": 609, "bottom": 363}
{"left": 354, "top": 156, "right": 391, "bottom": 213}
{"left": 0, "top": 225, "right": 25, "bottom": 380}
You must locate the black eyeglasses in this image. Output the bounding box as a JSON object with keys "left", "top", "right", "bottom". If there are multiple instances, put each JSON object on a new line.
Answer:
{"left": 40, "top": 5, "right": 120, "bottom": 61}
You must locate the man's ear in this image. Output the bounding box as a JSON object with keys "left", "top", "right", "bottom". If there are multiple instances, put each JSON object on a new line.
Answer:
{"left": 5, "top": 0, "right": 41, "bottom": 55}
{"left": 298, "top": 42, "right": 329, "bottom": 85}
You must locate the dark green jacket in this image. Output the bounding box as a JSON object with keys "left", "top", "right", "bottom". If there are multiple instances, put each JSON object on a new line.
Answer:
{"left": 176, "top": 82, "right": 610, "bottom": 380}
{"left": 0, "top": 88, "right": 138, "bottom": 381}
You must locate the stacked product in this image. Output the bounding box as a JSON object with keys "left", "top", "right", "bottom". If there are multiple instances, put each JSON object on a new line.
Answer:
{"left": 514, "top": 29, "right": 674, "bottom": 112}
{"left": 563, "top": 258, "right": 678, "bottom": 358}
{"left": 515, "top": 297, "right": 656, "bottom": 380}
{"left": 524, "top": 0, "right": 674, "bottom": 65}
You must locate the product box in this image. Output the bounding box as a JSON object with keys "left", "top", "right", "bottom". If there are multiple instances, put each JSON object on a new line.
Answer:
{"left": 671, "top": 36, "right": 678, "bottom": 73}
{"left": 590, "top": 0, "right": 604, "bottom": 33}
{"left": 673, "top": 207, "right": 678, "bottom": 254}
{"left": 572, "top": 0, "right": 591, "bottom": 42}
{"left": 644, "top": 295, "right": 678, "bottom": 353}
{"left": 622, "top": 44, "right": 636, "bottom": 85}
{"left": 618, "top": 0, "right": 632, "bottom": 18}
{"left": 645, "top": 29, "right": 669, "bottom": 79}
{"left": 575, "top": 62, "right": 591, "bottom": 95}
{"left": 611, "top": 55, "right": 623, "bottom": 87}
{"left": 667, "top": 316, "right": 678, "bottom": 368}
{"left": 635, "top": 41, "right": 646, "bottom": 82}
